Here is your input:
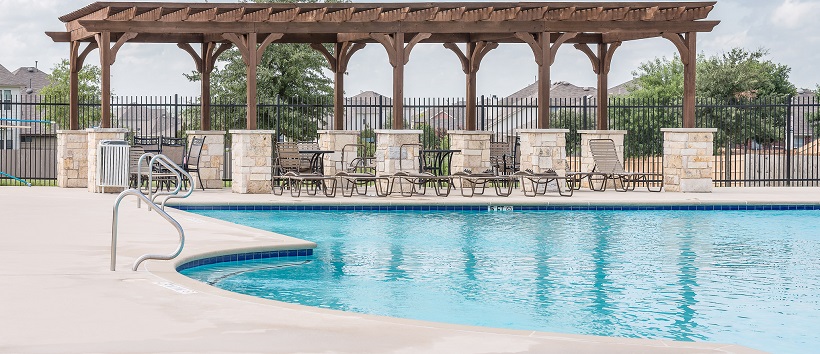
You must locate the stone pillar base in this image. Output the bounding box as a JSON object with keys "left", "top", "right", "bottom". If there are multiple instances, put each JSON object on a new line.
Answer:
{"left": 663, "top": 128, "right": 716, "bottom": 193}
{"left": 449, "top": 130, "right": 492, "bottom": 174}
{"left": 318, "top": 130, "right": 360, "bottom": 176}
{"left": 375, "top": 130, "right": 421, "bottom": 176}
{"left": 57, "top": 130, "right": 89, "bottom": 188}
{"left": 231, "top": 130, "right": 275, "bottom": 194}
{"left": 186, "top": 130, "right": 225, "bottom": 189}
{"left": 518, "top": 129, "right": 569, "bottom": 175}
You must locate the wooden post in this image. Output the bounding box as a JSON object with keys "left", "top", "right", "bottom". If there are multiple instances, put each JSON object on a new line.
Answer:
{"left": 575, "top": 42, "right": 621, "bottom": 130}
{"left": 392, "top": 32, "right": 405, "bottom": 129}
{"left": 516, "top": 32, "right": 576, "bottom": 129}
{"left": 311, "top": 42, "right": 366, "bottom": 130}
{"left": 178, "top": 42, "right": 232, "bottom": 131}
{"left": 444, "top": 41, "right": 498, "bottom": 131}
{"left": 97, "top": 32, "right": 111, "bottom": 128}
{"left": 223, "top": 33, "right": 282, "bottom": 130}
{"left": 664, "top": 32, "right": 697, "bottom": 128}
{"left": 68, "top": 41, "right": 97, "bottom": 130}
{"left": 372, "top": 32, "right": 431, "bottom": 130}
{"left": 683, "top": 33, "right": 697, "bottom": 128}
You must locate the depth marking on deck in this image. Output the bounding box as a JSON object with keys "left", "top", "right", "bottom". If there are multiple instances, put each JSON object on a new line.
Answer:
{"left": 488, "top": 206, "right": 514, "bottom": 211}
{"left": 154, "top": 281, "right": 197, "bottom": 294}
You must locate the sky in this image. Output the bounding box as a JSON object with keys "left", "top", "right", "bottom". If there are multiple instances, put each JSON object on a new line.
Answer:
{"left": 2, "top": 0, "right": 819, "bottom": 99}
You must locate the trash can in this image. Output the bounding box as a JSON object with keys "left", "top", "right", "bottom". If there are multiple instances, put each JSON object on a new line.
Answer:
{"left": 97, "top": 140, "right": 130, "bottom": 192}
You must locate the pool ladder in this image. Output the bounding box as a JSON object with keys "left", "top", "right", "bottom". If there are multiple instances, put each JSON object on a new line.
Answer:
{"left": 111, "top": 153, "right": 195, "bottom": 271}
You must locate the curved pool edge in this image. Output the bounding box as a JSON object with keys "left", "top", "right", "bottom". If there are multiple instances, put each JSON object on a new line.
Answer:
{"left": 147, "top": 205, "right": 769, "bottom": 354}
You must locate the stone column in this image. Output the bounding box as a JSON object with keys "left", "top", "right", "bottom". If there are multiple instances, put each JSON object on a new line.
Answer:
{"left": 318, "top": 130, "right": 359, "bottom": 176}
{"left": 86, "top": 128, "right": 128, "bottom": 193}
{"left": 186, "top": 130, "right": 225, "bottom": 189}
{"left": 579, "top": 130, "right": 627, "bottom": 188}
{"left": 662, "top": 128, "right": 716, "bottom": 193}
{"left": 56, "top": 130, "right": 88, "bottom": 188}
{"left": 518, "top": 129, "right": 569, "bottom": 175}
{"left": 374, "top": 130, "right": 421, "bottom": 176}
{"left": 231, "top": 130, "right": 275, "bottom": 194}
{"left": 449, "top": 130, "right": 492, "bottom": 174}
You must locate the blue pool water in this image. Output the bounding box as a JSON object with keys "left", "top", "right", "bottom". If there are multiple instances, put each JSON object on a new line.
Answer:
{"left": 180, "top": 208, "right": 820, "bottom": 353}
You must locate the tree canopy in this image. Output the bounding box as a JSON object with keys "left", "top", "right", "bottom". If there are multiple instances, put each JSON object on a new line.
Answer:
{"left": 38, "top": 59, "right": 102, "bottom": 129}
{"left": 185, "top": 0, "right": 335, "bottom": 139}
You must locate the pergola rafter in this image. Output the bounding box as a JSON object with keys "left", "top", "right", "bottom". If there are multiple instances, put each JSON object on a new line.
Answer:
{"left": 48, "top": 1, "right": 718, "bottom": 131}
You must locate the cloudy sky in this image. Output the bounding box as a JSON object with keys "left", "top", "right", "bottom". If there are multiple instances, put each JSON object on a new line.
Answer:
{"left": 2, "top": 0, "right": 819, "bottom": 98}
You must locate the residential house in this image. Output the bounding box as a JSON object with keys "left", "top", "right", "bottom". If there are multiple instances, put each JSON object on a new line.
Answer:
{"left": 343, "top": 91, "right": 392, "bottom": 131}
{"left": 115, "top": 105, "right": 180, "bottom": 138}
{"left": 0, "top": 63, "right": 51, "bottom": 150}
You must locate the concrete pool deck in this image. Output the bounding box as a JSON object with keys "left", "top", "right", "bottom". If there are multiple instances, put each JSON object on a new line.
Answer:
{"left": 4, "top": 186, "right": 817, "bottom": 353}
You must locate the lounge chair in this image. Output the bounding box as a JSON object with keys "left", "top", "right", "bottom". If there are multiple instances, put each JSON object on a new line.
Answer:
{"left": 388, "top": 143, "right": 453, "bottom": 197}
{"left": 588, "top": 138, "right": 663, "bottom": 192}
{"left": 513, "top": 169, "right": 573, "bottom": 197}
{"left": 335, "top": 143, "right": 389, "bottom": 197}
{"left": 452, "top": 168, "right": 514, "bottom": 197}
{"left": 273, "top": 141, "right": 336, "bottom": 197}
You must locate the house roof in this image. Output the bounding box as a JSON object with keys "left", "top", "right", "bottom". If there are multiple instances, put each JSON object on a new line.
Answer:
{"left": 0, "top": 64, "right": 27, "bottom": 88}
{"left": 506, "top": 81, "right": 597, "bottom": 101}
{"left": 11, "top": 67, "right": 50, "bottom": 94}
{"left": 346, "top": 91, "right": 392, "bottom": 105}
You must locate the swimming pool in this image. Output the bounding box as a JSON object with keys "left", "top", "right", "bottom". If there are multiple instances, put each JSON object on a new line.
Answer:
{"left": 179, "top": 207, "right": 820, "bottom": 353}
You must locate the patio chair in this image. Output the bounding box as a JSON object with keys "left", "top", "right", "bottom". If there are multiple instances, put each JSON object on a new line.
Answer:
{"left": 451, "top": 168, "right": 515, "bottom": 197}
{"left": 588, "top": 138, "right": 663, "bottom": 192}
{"left": 273, "top": 141, "right": 336, "bottom": 197}
{"left": 157, "top": 137, "right": 187, "bottom": 190}
{"left": 387, "top": 143, "right": 453, "bottom": 197}
{"left": 183, "top": 137, "right": 206, "bottom": 191}
{"left": 133, "top": 136, "right": 160, "bottom": 154}
{"left": 513, "top": 169, "right": 573, "bottom": 197}
{"left": 489, "top": 141, "right": 513, "bottom": 175}
{"left": 334, "top": 143, "right": 389, "bottom": 197}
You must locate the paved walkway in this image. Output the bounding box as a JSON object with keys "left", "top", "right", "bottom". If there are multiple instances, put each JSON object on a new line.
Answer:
{"left": 4, "top": 186, "right": 815, "bottom": 353}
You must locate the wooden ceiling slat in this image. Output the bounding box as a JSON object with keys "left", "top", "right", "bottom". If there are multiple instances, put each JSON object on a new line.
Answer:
{"left": 488, "top": 7, "right": 520, "bottom": 21}
{"left": 599, "top": 7, "right": 629, "bottom": 21}
{"left": 516, "top": 7, "right": 549, "bottom": 21}
{"left": 324, "top": 8, "right": 354, "bottom": 22}
{"left": 404, "top": 7, "right": 438, "bottom": 22}
{"left": 680, "top": 5, "right": 713, "bottom": 21}
{"left": 134, "top": 7, "right": 162, "bottom": 21}
{"left": 108, "top": 7, "right": 136, "bottom": 21}
{"left": 160, "top": 7, "right": 190, "bottom": 22}
{"left": 215, "top": 7, "right": 245, "bottom": 22}
{"left": 378, "top": 7, "right": 409, "bottom": 22}
{"left": 543, "top": 7, "right": 574, "bottom": 21}
{"left": 433, "top": 7, "right": 466, "bottom": 21}
{"left": 652, "top": 6, "right": 685, "bottom": 21}
{"left": 350, "top": 8, "right": 382, "bottom": 22}
{"left": 569, "top": 7, "right": 603, "bottom": 21}
{"left": 241, "top": 8, "right": 271, "bottom": 22}
{"left": 269, "top": 8, "right": 300, "bottom": 22}
{"left": 187, "top": 8, "right": 217, "bottom": 22}
{"left": 294, "top": 8, "right": 326, "bottom": 22}
{"left": 624, "top": 6, "right": 659, "bottom": 21}
{"left": 463, "top": 7, "right": 493, "bottom": 22}
{"left": 86, "top": 6, "right": 111, "bottom": 21}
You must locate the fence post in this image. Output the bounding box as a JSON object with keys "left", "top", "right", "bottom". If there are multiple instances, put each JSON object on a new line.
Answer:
{"left": 174, "top": 94, "right": 179, "bottom": 137}
{"left": 582, "top": 96, "right": 589, "bottom": 131}
{"left": 378, "top": 95, "right": 384, "bottom": 129}
{"left": 786, "top": 95, "right": 792, "bottom": 186}
{"left": 480, "top": 95, "right": 485, "bottom": 132}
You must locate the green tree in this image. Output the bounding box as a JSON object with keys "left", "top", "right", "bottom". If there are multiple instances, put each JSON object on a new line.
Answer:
{"left": 38, "top": 59, "right": 103, "bottom": 129}
{"left": 619, "top": 48, "right": 796, "bottom": 152}
{"left": 185, "top": 0, "right": 335, "bottom": 140}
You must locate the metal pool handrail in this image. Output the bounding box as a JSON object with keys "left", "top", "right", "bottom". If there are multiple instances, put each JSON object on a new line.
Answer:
{"left": 111, "top": 189, "right": 185, "bottom": 271}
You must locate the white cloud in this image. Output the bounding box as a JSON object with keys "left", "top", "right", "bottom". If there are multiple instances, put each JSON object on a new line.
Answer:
{"left": 772, "top": 0, "right": 820, "bottom": 29}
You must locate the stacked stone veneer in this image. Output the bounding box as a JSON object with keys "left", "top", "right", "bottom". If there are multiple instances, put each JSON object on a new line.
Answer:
{"left": 374, "top": 130, "right": 421, "bottom": 176}
{"left": 449, "top": 131, "right": 492, "bottom": 174}
{"left": 662, "top": 128, "right": 717, "bottom": 193}
{"left": 56, "top": 130, "right": 89, "bottom": 188}
{"left": 579, "top": 130, "right": 627, "bottom": 188}
{"left": 186, "top": 131, "right": 225, "bottom": 189}
{"left": 86, "top": 128, "right": 128, "bottom": 193}
{"left": 231, "top": 130, "right": 274, "bottom": 194}
{"left": 318, "top": 130, "right": 359, "bottom": 176}
{"left": 518, "top": 129, "right": 569, "bottom": 175}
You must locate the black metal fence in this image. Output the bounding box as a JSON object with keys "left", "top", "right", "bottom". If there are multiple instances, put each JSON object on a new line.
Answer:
{"left": 1, "top": 94, "right": 817, "bottom": 187}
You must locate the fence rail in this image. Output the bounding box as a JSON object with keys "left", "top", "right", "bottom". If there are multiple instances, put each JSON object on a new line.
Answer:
{"left": 1, "top": 94, "right": 817, "bottom": 187}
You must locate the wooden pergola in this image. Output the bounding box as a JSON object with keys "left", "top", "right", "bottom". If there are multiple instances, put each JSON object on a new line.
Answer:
{"left": 47, "top": 1, "right": 718, "bottom": 132}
